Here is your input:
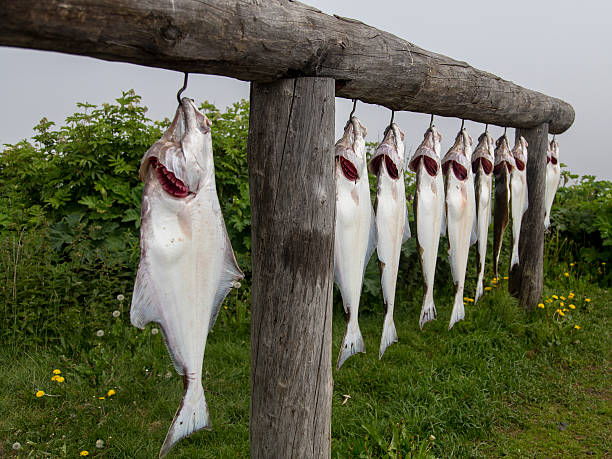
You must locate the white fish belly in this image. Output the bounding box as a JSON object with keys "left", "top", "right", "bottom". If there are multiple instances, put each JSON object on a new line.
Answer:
{"left": 510, "top": 170, "right": 528, "bottom": 266}
{"left": 416, "top": 169, "right": 443, "bottom": 293}
{"left": 544, "top": 165, "right": 560, "bottom": 228}
{"left": 137, "top": 187, "right": 234, "bottom": 378}
{"left": 334, "top": 171, "right": 373, "bottom": 314}
{"left": 446, "top": 174, "right": 475, "bottom": 285}
{"left": 476, "top": 173, "right": 492, "bottom": 268}
{"left": 375, "top": 174, "right": 405, "bottom": 308}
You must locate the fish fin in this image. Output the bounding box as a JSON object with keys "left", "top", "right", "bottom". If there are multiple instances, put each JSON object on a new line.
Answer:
{"left": 379, "top": 316, "right": 398, "bottom": 359}
{"left": 337, "top": 321, "right": 366, "bottom": 369}
{"left": 474, "top": 278, "right": 484, "bottom": 303}
{"left": 470, "top": 210, "right": 478, "bottom": 246}
{"left": 448, "top": 293, "right": 465, "bottom": 330}
{"left": 363, "top": 207, "right": 377, "bottom": 275}
{"left": 402, "top": 210, "right": 411, "bottom": 243}
{"left": 159, "top": 378, "right": 210, "bottom": 458}
{"left": 440, "top": 186, "right": 447, "bottom": 237}
{"left": 419, "top": 295, "right": 437, "bottom": 329}
{"left": 208, "top": 236, "right": 244, "bottom": 331}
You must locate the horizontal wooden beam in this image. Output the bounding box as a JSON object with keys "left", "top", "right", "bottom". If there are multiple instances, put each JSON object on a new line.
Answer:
{"left": 0, "top": 0, "right": 574, "bottom": 134}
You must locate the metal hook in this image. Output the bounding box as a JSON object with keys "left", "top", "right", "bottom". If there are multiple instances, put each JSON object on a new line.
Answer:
{"left": 485, "top": 123, "right": 489, "bottom": 132}
{"left": 460, "top": 119, "right": 465, "bottom": 130}
{"left": 504, "top": 126, "right": 507, "bottom": 136}
{"left": 552, "top": 134, "right": 556, "bottom": 141}
{"left": 177, "top": 72, "right": 189, "bottom": 105}
{"left": 429, "top": 114, "right": 434, "bottom": 128}
{"left": 349, "top": 99, "right": 357, "bottom": 119}
{"left": 389, "top": 109, "right": 395, "bottom": 126}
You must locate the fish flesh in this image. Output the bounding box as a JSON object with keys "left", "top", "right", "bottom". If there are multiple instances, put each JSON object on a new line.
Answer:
{"left": 369, "top": 122, "right": 410, "bottom": 358}
{"left": 544, "top": 138, "right": 561, "bottom": 229}
{"left": 334, "top": 116, "right": 376, "bottom": 369}
{"left": 442, "top": 128, "right": 475, "bottom": 329}
{"left": 408, "top": 126, "right": 445, "bottom": 329}
{"left": 492, "top": 135, "right": 514, "bottom": 278}
{"left": 472, "top": 131, "right": 495, "bottom": 302}
{"left": 510, "top": 136, "right": 529, "bottom": 270}
{"left": 131, "top": 98, "right": 244, "bottom": 458}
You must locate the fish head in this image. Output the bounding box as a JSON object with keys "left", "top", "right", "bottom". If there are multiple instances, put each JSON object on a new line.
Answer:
{"left": 549, "top": 138, "right": 560, "bottom": 165}
{"left": 139, "top": 98, "right": 212, "bottom": 198}
{"left": 408, "top": 126, "right": 442, "bottom": 175}
{"left": 472, "top": 131, "right": 495, "bottom": 174}
{"left": 441, "top": 128, "right": 472, "bottom": 180}
{"left": 335, "top": 116, "right": 367, "bottom": 181}
{"left": 493, "top": 134, "right": 515, "bottom": 175}
{"left": 369, "top": 122, "right": 404, "bottom": 178}
{"left": 512, "top": 135, "right": 528, "bottom": 171}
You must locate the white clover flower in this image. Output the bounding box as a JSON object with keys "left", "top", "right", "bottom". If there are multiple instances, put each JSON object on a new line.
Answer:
{"left": 12, "top": 442, "right": 21, "bottom": 450}
{"left": 95, "top": 439, "right": 105, "bottom": 449}
{"left": 116, "top": 294, "right": 125, "bottom": 301}
{"left": 96, "top": 330, "right": 105, "bottom": 337}
{"left": 112, "top": 310, "right": 120, "bottom": 318}
{"left": 151, "top": 328, "right": 159, "bottom": 335}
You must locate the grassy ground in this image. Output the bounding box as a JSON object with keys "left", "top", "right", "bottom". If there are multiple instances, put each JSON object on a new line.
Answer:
{"left": 0, "top": 270, "right": 610, "bottom": 458}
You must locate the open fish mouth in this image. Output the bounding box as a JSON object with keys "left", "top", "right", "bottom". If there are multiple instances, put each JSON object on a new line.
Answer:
{"left": 149, "top": 157, "right": 190, "bottom": 198}
{"left": 410, "top": 155, "right": 438, "bottom": 177}
{"left": 370, "top": 155, "right": 399, "bottom": 179}
{"left": 338, "top": 156, "right": 359, "bottom": 181}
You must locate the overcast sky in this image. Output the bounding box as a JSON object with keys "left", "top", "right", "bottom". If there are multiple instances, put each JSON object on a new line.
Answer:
{"left": 1, "top": 0, "right": 611, "bottom": 179}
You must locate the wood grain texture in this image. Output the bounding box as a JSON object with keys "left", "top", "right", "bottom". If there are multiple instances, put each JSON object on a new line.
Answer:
{"left": 509, "top": 123, "right": 548, "bottom": 310}
{"left": 247, "top": 77, "right": 334, "bottom": 458}
{"left": 0, "top": 0, "right": 573, "bottom": 133}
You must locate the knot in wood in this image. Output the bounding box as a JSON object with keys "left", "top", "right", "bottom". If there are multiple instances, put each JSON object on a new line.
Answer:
{"left": 160, "top": 24, "right": 180, "bottom": 42}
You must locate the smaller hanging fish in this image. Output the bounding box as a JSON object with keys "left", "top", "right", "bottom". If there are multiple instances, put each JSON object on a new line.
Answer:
{"left": 492, "top": 134, "right": 514, "bottom": 279}
{"left": 544, "top": 138, "right": 561, "bottom": 229}
{"left": 409, "top": 126, "right": 445, "bottom": 329}
{"left": 442, "top": 128, "right": 475, "bottom": 329}
{"left": 334, "top": 116, "right": 376, "bottom": 369}
{"left": 510, "top": 136, "right": 529, "bottom": 270}
{"left": 369, "top": 122, "right": 410, "bottom": 358}
{"left": 472, "top": 130, "right": 495, "bottom": 302}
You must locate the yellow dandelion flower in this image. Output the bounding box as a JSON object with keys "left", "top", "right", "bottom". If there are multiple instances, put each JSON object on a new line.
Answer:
{"left": 53, "top": 369, "right": 61, "bottom": 375}
{"left": 602, "top": 262, "right": 606, "bottom": 266}
{"left": 35, "top": 390, "right": 45, "bottom": 398}
{"left": 560, "top": 296, "right": 566, "bottom": 300}
{"left": 57, "top": 376, "right": 65, "bottom": 383}
{"left": 538, "top": 303, "right": 545, "bottom": 309}
{"left": 107, "top": 389, "right": 116, "bottom": 397}
{"left": 574, "top": 325, "right": 581, "bottom": 330}
{"left": 99, "top": 397, "right": 105, "bottom": 400}
{"left": 569, "top": 304, "right": 576, "bottom": 309}
{"left": 546, "top": 299, "right": 553, "bottom": 303}
{"left": 568, "top": 293, "right": 575, "bottom": 299}
{"left": 503, "top": 276, "right": 509, "bottom": 280}
{"left": 560, "top": 302, "right": 565, "bottom": 307}
{"left": 559, "top": 310, "right": 565, "bottom": 316}
{"left": 51, "top": 375, "right": 59, "bottom": 382}
{"left": 585, "top": 298, "right": 591, "bottom": 302}
{"left": 563, "top": 308, "right": 568, "bottom": 312}
{"left": 80, "top": 451, "right": 89, "bottom": 456}
{"left": 552, "top": 295, "right": 559, "bottom": 300}
{"left": 564, "top": 272, "right": 569, "bottom": 277}
{"left": 484, "top": 286, "right": 492, "bottom": 291}
{"left": 570, "top": 262, "right": 575, "bottom": 267}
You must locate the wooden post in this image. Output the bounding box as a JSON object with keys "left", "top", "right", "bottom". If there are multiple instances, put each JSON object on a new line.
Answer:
{"left": 509, "top": 123, "right": 549, "bottom": 310}
{"left": 247, "top": 77, "right": 335, "bottom": 458}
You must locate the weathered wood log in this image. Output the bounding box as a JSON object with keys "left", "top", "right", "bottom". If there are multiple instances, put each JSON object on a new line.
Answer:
{"left": 509, "top": 123, "right": 548, "bottom": 309}
{"left": 247, "top": 77, "right": 334, "bottom": 458}
{"left": 0, "top": 0, "right": 573, "bottom": 133}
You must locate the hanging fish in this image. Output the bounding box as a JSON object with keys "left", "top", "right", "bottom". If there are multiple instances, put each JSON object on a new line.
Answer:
{"left": 442, "top": 128, "right": 475, "bottom": 329}
{"left": 492, "top": 134, "right": 514, "bottom": 279}
{"left": 409, "top": 125, "right": 445, "bottom": 329}
{"left": 510, "top": 136, "right": 529, "bottom": 270}
{"left": 544, "top": 138, "right": 561, "bottom": 229}
{"left": 369, "top": 122, "right": 410, "bottom": 358}
{"left": 471, "top": 130, "right": 495, "bottom": 302}
{"left": 131, "top": 98, "right": 244, "bottom": 458}
{"left": 334, "top": 116, "right": 376, "bottom": 369}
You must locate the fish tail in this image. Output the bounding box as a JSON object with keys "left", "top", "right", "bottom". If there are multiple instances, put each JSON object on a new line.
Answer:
{"left": 544, "top": 214, "right": 551, "bottom": 229}
{"left": 337, "top": 319, "right": 365, "bottom": 369}
{"left": 448, "top": 291, "right": 465, "bottom": 330}
{"left": 379, "top": 313, "right": 398, "bottom": 359}
{"left": 510, "top": 243, "right": 520, "bottom": 270}
{"left": 419, "top": 293, "right": 437, "bottom": 330}
{"left": 159, "top": 377, "right": 210, "bottom": 458}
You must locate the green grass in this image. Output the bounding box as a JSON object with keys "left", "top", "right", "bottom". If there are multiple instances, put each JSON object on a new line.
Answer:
{"left": 0, "top": 273, "right": 610, "bottom": 458}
